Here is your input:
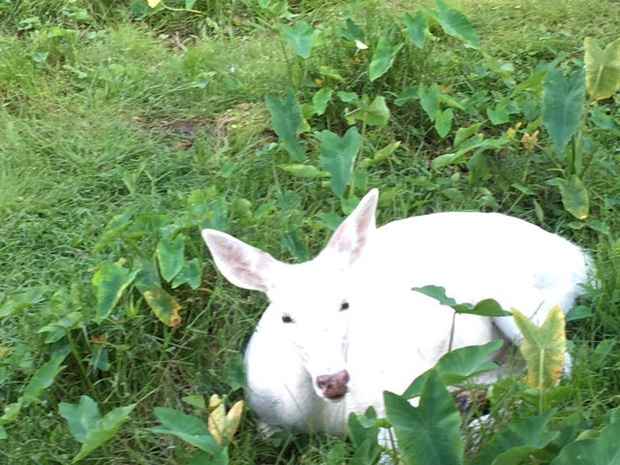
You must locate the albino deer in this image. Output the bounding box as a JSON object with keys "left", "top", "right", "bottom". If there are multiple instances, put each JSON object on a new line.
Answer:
{"left": 201, "top": 189, "right": 590, "bottom": 436}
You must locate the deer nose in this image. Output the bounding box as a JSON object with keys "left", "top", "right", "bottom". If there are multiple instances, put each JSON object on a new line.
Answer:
{"left": 316, "top": 370, "right": 350, "bottom": 400}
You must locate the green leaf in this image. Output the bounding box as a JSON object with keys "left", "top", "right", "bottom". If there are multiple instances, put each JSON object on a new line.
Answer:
{"left": 317, "top": 127, "right": 361, "bottom": 198}
{"left": 0, "top": 402, "right": 21, "bottom": 425}
{"left": 385, "top": 369, "right": 463, "bottom": 465}
{"left": 135, "top": 257, "right": 182, "bottom": 326}
{"left": 403, "top": 340, "right": 504, "bottom": 398}
{"left": 360, "top": 141, "right": 401, "bottom": 168}
{"left": 348, "top": 408, "right": 382, "bottom": 465}
{"left": 542, "top": 68, "right": 585, "bottom": 150}
{"left": 22, "top": 352, "right": 68, "bottom": 407}
{"left": 278, "top": 164, "right": 329, "bottom": 178}
{"left": 418, "top": 83, "right": 440, "bottom": 121}
{"left": 471, "top": 411, "right": 558, "bottom": 465}
{"left": 369, "top": 36, "right": 403, "bottom": 81}
{"left": 413, "top": 285, "right": 510, "bottom": 317}
{"left": 584, "top": 37, "right": 620, "bottom": 100}
{"left": 150, "top": 407, "right": 221, "bottom": 454}
{"left": 403, "top": 11, "right": 427, "bottom": 48}
{"left": 565, "top": 305, "right": 593, "bottom": 322}
{"left": 551, "top": 419, "right": 620, "bottom": 465}
{"left": 337, "top": 18, "right": 365, "bottom": 43}
{"left": 0, "top": 286, "right": 46, "bottom": 318}
{"left": 435, "top": 108, "right": 453, "bottom": 138}
{"left": 92, "top": 262, "right": 139, "bottom": 323}
{"left": 432, "top": 0, "right": 480, "bottom": 48}
{"left": 312, "top": 87, "right": 332, "bottom": 116}
{"left": 487, "top": 104, "right": 510, "bottom": 125}
{"left": 555, "top": 175, "right": 590, "bottom": 220}
{"left": 171, "top": 257, "right": 202, "bottom": 290}
{"left": 156, "top": 234, "right": 185, "bottom": 282}
{"left": 512, "top": 305, "right": 566, "bottom": 390}
{"left": 453, "top": 123, "right": 483, "bottom": 147}
{"left": 73, "top": 404, "right": 137, "bottom": 462}
{"left": 37, "top": 311, "right": 84, "bottom": 344}
{"left": 59, "top": 396, "right": 101, "bottom": 443}
{"left": 345, "top": 96, "right": 390, "bottom": 126}
{"left": 265, "top": 90, "right": 305, "bottom": 161}
{"left": 279, "top": 21, "right": 313, "bottom": 59}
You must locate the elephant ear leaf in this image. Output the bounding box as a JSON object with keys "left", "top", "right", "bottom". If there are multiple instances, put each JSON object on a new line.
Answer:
{"left": 512, "top": 305, "right": 566, "bottom": 390}
{"left": 584, "top": 37, "right": 620, "bottom": 100}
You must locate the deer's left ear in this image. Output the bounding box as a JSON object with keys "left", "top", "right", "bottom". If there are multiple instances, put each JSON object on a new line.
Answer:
{"left": 319, "top": 189, "right": 378, "bottom": 269}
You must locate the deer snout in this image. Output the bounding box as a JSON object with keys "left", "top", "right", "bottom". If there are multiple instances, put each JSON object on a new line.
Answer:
{"left": 316, "top": 370, "right": 350, "bottom": 400}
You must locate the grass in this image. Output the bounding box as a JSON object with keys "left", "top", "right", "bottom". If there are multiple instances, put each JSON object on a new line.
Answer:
{"left": 1, "top": 0, "right": 620, "bottom": 463}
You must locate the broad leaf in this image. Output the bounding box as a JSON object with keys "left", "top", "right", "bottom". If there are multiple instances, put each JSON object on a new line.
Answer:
{"left": 92, "top": 262, "right": 139, "bottom": 323}
{"left": 312, "top": 87, "right": 332, "bottom": 115}
{"left": 554, "top": 175, "right": 590, "bottom": 220}
{"left": 542, "top": 68, "right": 585, "bottom": 150}
{"left": 0, "top": 286, "right": 46, "bottom": 318}
{"left": 73, "top": 404, "right": 136, "bottom": 462}
{"left": 471, "top": 410, "right": 558, "bottom": 465}
{"left": 369, "top": 36, "right": 403, "bottom": 81}
{"left": 432, "top": 0, "right": 480, "bottom": 48}
{"left": 584, "top": 37, "right": 620, "bottom": 100}
{"left": 435, "top": 108, "right": 453, "bottom": 138}
{"left": 59, "top": 396, "right": 101, "bottom": 443}
{"left": 418, "top": 83, "right": 440, "bottom": 121}
{"left": 135, "top": 257, "right": 182, "bottom": 326}
{"left": 403, "top": 340, "right": 504, "bottom": 398}
{"left": 386, "top": 369, "right": 463, "bottom": 465}
{"left": 279, "top": 21, "right": 313, "bottom": 59}
{"left": 512, "top": 305, "right": 566, "bottom": 390}
{"left": 150, "top": 407, "right": 221, "bottom": 453}
{"left": 403, "top": 11, "right": 427, "bottom": 48}
{"left": 156, "top": 234, "right": 185, "bottom": 282}
{"left": 317, "top": 127, "right": 361, "bottom": 198}
{"left": 22, "top": 352, "right": 67, "bottom": 407}
{"left": 207, "top": 394, "right": 243, "bottom": 445}
{"left": 265, "top": 90, "right": 304, "bottom": 161}
{"left": 550, "top": 419, "right": 620, "bottom": 465}
{"left": 171, "top": 257, "right": 202, "bottom": 289}
{"left": 345, "top": 96, "right": 390, "bottom": 126}
{"left": 347, "top": 407, "right": 382, "bottom": 465}
{"left": 413, "top": 285, "right": 510, "bottom": 317}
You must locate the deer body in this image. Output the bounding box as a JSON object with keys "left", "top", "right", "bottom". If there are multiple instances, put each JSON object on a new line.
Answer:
{"left": 202, "top": 189, "right": 590, "bottom": 436}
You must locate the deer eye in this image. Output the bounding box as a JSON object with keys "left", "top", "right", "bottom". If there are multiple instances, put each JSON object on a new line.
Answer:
{"left": 340, "top": 301, "right": 350, "bottom": 311}
{"left": 281, "top": 314, "right": 294, "bottom": 324}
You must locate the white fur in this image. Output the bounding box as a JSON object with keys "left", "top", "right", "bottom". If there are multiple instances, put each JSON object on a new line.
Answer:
{"left": 201, "top": 189, "right": 590, "bottom": 436}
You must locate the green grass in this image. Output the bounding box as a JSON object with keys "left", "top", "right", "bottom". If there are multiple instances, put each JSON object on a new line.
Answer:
{"left": 1, "top": 0, "right": 620, "bottom": 463}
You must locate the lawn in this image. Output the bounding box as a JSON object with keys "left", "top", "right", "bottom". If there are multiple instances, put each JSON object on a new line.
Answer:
{"left": 1, "top": 0, "right": 619, "bottom": 463}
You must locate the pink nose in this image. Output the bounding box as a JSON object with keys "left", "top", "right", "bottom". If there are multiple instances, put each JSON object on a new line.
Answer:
{"left": 316, "top": 370, "right": 350, "bottom": 400}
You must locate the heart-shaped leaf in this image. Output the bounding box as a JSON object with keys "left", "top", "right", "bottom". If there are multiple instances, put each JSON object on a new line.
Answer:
{"left": 386, "top": 369, "right": 463, "bottom": 465}
{"left": 266, "top": 90, "right": 304, "bottom": 161}
{"left": 584, "top": 37, "right": 620, "bottom": 100}
{"left": 92, "top": 262, "right": 139, "bottom": 323}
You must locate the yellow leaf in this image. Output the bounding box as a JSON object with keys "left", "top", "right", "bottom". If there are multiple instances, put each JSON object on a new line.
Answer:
{"left": 225, "top": 400, "right": 244, "bottom": 441}
{"left": 147, "top": 0, "right": 161, "bottom": 7}
{"left": 207, "top": 394, "right": 244, "bottom": 445}
{"left": 512, "top": 305, "right": 566, "bottom": 390}
{"left": 207, "top": 394, "right": 226, "bottom": 445}
{"left": 584, "top": 37, "right": 620, "bottom": 100}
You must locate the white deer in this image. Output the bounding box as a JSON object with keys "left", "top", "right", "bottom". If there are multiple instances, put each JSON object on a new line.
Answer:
{"left": 201, "top": 189, "right": 590, "bottom": 436}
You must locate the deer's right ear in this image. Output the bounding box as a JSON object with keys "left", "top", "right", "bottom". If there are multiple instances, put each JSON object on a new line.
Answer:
{"left": 202, "top": 229, "right": 280, "bottom": 293}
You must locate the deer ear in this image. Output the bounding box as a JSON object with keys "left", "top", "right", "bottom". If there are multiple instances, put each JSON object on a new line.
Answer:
{"left": 320, "top": 189, "right": 379, "bottom": 269}
{"left": 202, "top": 229, "right": 283, "bottom": 293}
